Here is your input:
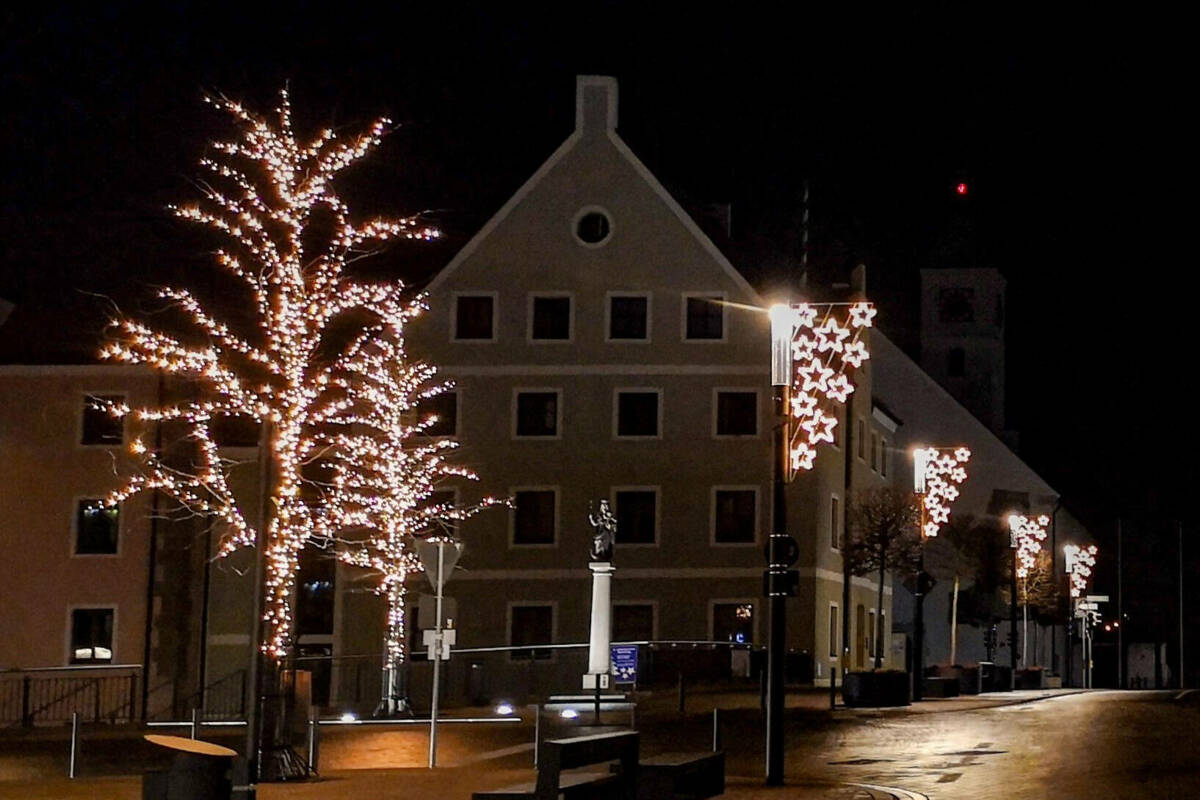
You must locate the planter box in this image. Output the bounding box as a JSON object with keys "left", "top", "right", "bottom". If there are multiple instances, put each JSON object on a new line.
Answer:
{"left": 923, "top": 677, "right": 960, "bottom": 698}
{"left": 1045, "top": 675, "right": 1062, "bottom": 689}
{"left": 980, "top": 663, "right": 1013, "bottom": 692}
{"left": 842, "top": 671, "right": 911, "bottom": 707}
{"left": 1015, "top": 669, "right": 1045, "bottom": 690}
{"left": 957, "top": 666, "right": 982, "bottom": 695}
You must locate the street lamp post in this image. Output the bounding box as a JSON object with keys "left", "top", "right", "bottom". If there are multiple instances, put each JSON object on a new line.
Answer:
{"left": 1065, "top": 543, "right": 1097, "bottom": 687}
{"left": 912, "top": 447, "right": 971, "bottom": 701}
{"left": 764, "top": 301, "right": 873, "bottom": 785}
{"left": 1008, "top": 514, "right": 1049, "bottom": 674}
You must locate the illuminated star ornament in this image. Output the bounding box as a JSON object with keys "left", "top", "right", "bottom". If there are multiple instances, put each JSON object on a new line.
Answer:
{"left": 777, "top": 301, "right": 875, "bottom": 475}
{"left": 100, "top": 89, "right": 440, "bottom": 660}
{"left": 1064, "top": 543, "right": 1098, "bottom": 599}
{"left": 1008, "top": 514, "right": 1050, "bottom": 579}
{"left": 914, "top": 446, "right": 972, "bottom": 538}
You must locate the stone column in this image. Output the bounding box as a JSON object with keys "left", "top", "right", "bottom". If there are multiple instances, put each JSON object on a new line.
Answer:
{"left": 586, "top": 562, "right": 615, "bottom": 683}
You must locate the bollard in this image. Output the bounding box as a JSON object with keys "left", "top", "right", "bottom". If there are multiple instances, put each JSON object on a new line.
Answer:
{"left": 677, "top": 672, "right": 685, "bottom": 716}
{"left": 533, "top": 704, "right": 541, "bottom": 767}
{"left": 711, "top": 708, "right": 721, "bottom": 752}
{"left": 68, "top": 711, "right": 79, "bottom": 779}
{"left": 830, "top": 667, "right": 838, "bottom": 709}
{"left": 306, "top": 707, "right": 320, "bottom": 776}
{"left": 190, "top": 707, "right": 200, "bottom": 740}
{"left": 630, "top": 702, "right": 636, "bottom": 731}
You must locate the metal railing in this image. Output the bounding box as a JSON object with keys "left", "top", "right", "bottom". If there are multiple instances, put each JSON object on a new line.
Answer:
{"left": 0, "top": 665, "right": 140, "bottom": 728}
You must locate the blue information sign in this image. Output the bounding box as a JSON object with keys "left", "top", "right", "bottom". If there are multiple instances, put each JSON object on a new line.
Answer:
{"left": 611, "top": 645, "right": 638, "bottom": 684}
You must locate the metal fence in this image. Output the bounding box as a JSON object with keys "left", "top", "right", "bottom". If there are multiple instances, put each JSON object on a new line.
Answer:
{"left": 0, "top": 665, "right": 140, "bottom": 728}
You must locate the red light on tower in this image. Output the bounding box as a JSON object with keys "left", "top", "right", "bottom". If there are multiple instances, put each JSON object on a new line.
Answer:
{"left": 955, "top": 182, "right": 968, "bottom": 196}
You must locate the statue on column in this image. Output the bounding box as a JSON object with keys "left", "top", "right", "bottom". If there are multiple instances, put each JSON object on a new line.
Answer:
{"left": 588, "top": 499, "right": 616, "bottom": 563}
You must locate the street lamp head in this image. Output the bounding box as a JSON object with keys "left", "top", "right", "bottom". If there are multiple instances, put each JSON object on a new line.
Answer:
{"left": 769, "top": 303, "right": 793, "bottom": 386}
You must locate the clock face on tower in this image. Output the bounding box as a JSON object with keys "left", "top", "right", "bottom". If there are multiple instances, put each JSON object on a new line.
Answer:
{"left": 938, "top": 288, "right": 976, "bottom": 323}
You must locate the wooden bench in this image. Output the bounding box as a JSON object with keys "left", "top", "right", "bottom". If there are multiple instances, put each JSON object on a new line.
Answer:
{"left": 473, "top": 731, "right": 639, "bottom": 800}
{"left": 637, "top": 751, "right": 724, "bottom": 800}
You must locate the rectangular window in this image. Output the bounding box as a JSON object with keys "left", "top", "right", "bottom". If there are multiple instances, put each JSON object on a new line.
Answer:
{"left": 75, "top": 500, "right": 119, "bottom": 555}
{"left": 685, "top": 295, "right": 724, "bottom": 340}
{"left": 81, "top": 395, "right": 123, "bottom": 445}
{"left": 512, "top": 489, "right": 556, "bottom": 545}
{"left": 879, "top": 612, "right": 886, "bottom": 660}
{"left": 712, "top": 602, "right": 754, "bottom": 644}
{"left": 510, "top": 604, "right": 553, "bottom": 660}
{"left": 715, "top": 391, "right": 757, "bottom": 437}
{"left": 713, "top": 489, "right": 756, "bottom": 544}
{"left": 870, "top": 432, "right": 879, "bottom": 472}
{"left": 608, "top": 295, "right": 649, "bottom": 341}
{"left": 880, "top": 438, "right": 889, "bottom": 478}
{"left": 296, "top": 547, "right": 336, "bottom": 637}
{"left": 868, "top": 610, "right": 876, "bottom": 659}
{"left": 613, "top": 604, "right": 654, "bottom": 642}
{"left": 530, "top": 295, "right": 571, "bottom": 341}
{"left": 616, "top": 391, "right": 660, "bottom": 438}
{"left": 614, "top": 489, "right": 657, "bottom": 545}
{"left": 211, "top": 416, "right": 261, "bottom": 447}
{"left": 454, "top": 295, "right": 495, "bottom": 340}
{"left": 70, "top": 608, "right": 114, "bottom": 664}
{"left": 515, "top": 391, "right": 559, "bottom": 437}
{"left": 418, "top": 391, "right": 458, "bottom": 437}
{"left": 829, "top": 605, "right": 840, "bottom": 658}
{"left": 831, "top": 495, "right": 842, "bottom": 550}
{"left": 856, "top": 418, "right": 866, "bottom": 459}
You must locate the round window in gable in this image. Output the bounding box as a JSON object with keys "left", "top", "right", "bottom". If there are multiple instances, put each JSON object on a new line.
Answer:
{"left": 574, "top": 209, "right": 612, "bottom": 246}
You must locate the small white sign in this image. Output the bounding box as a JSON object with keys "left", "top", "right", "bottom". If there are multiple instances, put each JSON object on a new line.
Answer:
{"left": 1085, "top": 594, "right": 1109, "bottom": 602}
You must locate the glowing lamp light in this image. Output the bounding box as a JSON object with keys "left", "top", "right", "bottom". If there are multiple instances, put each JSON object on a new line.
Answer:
{"left": 1064, "top": 543, "right": 1098, "bottom": 598}
{"left": 955, "top": 182, "right": 968, "bottom": 195}
{"left": 914, "top": 446, "right": 971, "bottom": 537}
{"left": 560, "top": 708, "right": 580, "bottom": 720}
{"left": 340, "top": 712, "right": 359, "bottom": 723}
{"left": 495, "top": 703, "right": 515, "bottom": 716}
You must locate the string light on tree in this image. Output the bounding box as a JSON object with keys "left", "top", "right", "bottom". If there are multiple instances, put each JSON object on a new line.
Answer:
{"left": 773, "top": 301, "right": 875, "bottom": 475}
{"left": 100, "top": 89, "right": 437, "bottom": 660}
{"left": 913, "top": 446, "right": 972, "bottom": 538}
{"left": 325, "top": 314, "right": 504, "bottom": 684}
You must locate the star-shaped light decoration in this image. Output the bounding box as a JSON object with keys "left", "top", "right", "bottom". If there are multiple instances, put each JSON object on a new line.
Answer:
{"left": 1008, "top": 514, "right": 1050, "bottom": 578}
{"left": 777, "top": 301, "right": 875, "bottom": 478}
{"left": 915, "top": 446, "right": 972, "bottom": 538}
{"left": 1064, "top": 543, "right": 1099, "bottom": 599}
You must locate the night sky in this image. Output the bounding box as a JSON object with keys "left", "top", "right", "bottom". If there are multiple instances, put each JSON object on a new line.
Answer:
{"left": 1, "top": 6, "right": 1191, "bottom": 617}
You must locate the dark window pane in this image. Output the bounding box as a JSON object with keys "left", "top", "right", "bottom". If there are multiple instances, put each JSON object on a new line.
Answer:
{"left": 615, "top": 491, "right": 656, "bottom": 544}
{"left": 296, "top": 548, "right": 336, "bottom": 636}
{"left": 211, "top": 416, "right": 262, "bottom": 447}
{"left": 419, "top": 391, "right": 458, "bottom": 437}
{"left": 81, "top": 395, "right": 123, "bottom": 445}
{"left": 70, "top": 608, "right": 114, "bottom": 663}
{"left": 947, "top": 347, "right": 966, "bottom": 377}
{"left": 532, "top": 297, "right": 571, "bottom": 340}
{"left": 938, "top": 288, "right": 975, "bottom": 323}
{"left": 716, "top": 392, "right": 757, "bottom": 436}
{"left": 514, "top": 490, "right": 556, "bottom": 545}
{"left": 576, "top": 212, "right": 611, "bottom": 244}
{"left": 829, "top": 606, "right": 840, "bottom": 657}
{"left": 831, "top": 496, "right": 841, "bottom": 549}
{"left": 516, "top": 392, "right": 558, "bottom": 437}
{"left": 617, "top": 392, "right": 658, "bottom": 437}
{"left": 407, "top": 603, "right": 428, "bottom": 662}
{"left": 714, "top": 490, "right": 755, "bottom": 543}
{"left": 511, "top": 605, "right": 553, "bottom": 660}
{"left": 609, "top": 296, "right": 648, "bottom": 340}
{"left": 613, "top": 605, "right": 654, "bottom": 642}
{"left": 455, "top": 296, "right": 494, "bottom": 339}
{"left": 870, "top": 433, "right": 879, "bottom": 471}
{"left": 686, "top": 296, "right": 723, "bottom": 339}
{"left": 76, "top": 500, "right": 119, "bottom": 554}
{"left": 713, "top": 602, "right": 753, "bottom": 644}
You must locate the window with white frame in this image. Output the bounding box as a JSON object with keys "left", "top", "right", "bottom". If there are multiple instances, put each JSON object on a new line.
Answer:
{"left": 453, "top": 295, "right": 495, "bottom": 340}
{"left": 830, "top": 495, "right": 842, "bottom": 550}
{"left": 75, "top": 500, "right": 119, "bottom": 555}
{"left": 829, "top": 604, "right": 840, "bottom": 658}
{"left": 530, "top": 295, "right": 572, "bottom": 341}
{"left": 867, "top": 609, "right": 876, "bottom": 660}
{"left": 613, "top": 604, "right": 654, "bottom": 642}
{"left": 715, "top": 390, "right": 757, "bottom": 437}
{"left": 615, "top": 390, "right": 660, "bottom": 438}
{"left": 509, "top": 604, "right": 553, "bottom": 660}
{"left": 81, "top": 395, "right": 124, "bottom": 445}
{"left": 870, "top": 432, "right": 879, "bottom": 471}
{"left": 713, "top": 488, "right": 756, "bottom": 544}
{"left": 684, "top": 295, "right": 724, "bottom": 340}
{"left": 512, "top": 489, "right": 557, "bottom": 545}
{"left": 515, "top": 391, "right": 560, "bottom": 438}
{"left": 607, "top": 294, "right": 649, "bottom": 341}
{"left": 70, "top": 608, "right": 114, "bottom": 664}
{"left": 880, "top": 438, "right": 889, "bottom": 478}
{"left": 614, "top": 489, "right": 657, "bottom": 545}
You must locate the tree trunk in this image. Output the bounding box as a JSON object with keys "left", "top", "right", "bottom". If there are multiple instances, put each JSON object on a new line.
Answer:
{"left": 950, "top": 575, "right": 960, "bottom": 666}
{"left": 874, "top": 550, "right": 886, "bottom": 669}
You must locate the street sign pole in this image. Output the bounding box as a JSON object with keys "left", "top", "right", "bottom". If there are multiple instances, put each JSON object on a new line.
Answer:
{"left": 428, "top": 541, "right": 445, "bottom": 768}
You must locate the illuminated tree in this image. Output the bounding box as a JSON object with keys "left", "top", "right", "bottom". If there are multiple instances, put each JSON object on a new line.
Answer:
{"left": 847, "top": 487, "right": 922, "bottom": 668}
{"left": 324, "top": 319, "right": 503, "bottom": 709}
{"left": 100, "top": 89, "right": 438, "bottom": 660}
